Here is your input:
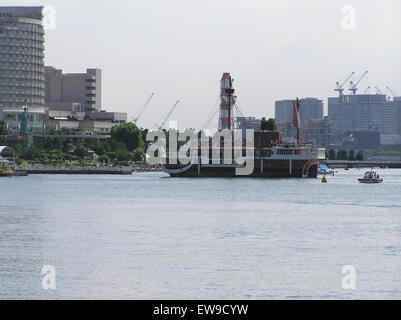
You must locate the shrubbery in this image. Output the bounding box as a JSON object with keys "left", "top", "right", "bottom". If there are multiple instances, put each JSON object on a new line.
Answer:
{"left": 12, "top": 123, "right": 147, "bottom": 166}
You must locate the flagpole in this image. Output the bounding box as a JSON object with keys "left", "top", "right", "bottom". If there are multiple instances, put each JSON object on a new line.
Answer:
{"left": 297, "top": 98, "right": 301, "bottom": 146}
{"left": 293, "top": 98, "right": 301, "bottom": 146}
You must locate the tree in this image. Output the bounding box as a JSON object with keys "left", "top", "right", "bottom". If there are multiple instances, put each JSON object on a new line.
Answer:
{"left": 67, "top": 112, "right": 78, "bottom": 121}
{"left": 0, "top": 120, "right": 8, "bottom": 135}
{"left": 74, "top": 144, "right": 87, "bottom": 159}
{"left": 336, "top": 150, "right": 348, "bottom": 160}
{"left": 261, "top": 118, "right": 277, "bottom": 132}
{"left": 111, "top": 123, "right": 144, "bottom": 151}
{"left": 355, "top": 151, "right": 364, "bottom": 161}
{"left": 55, "top": 137, "right": 64, "bottom": 150}
{"left": 93, "top": 143, "right": 106, "bottom": 156}
{"left": 99, "top": 154, "right": 110, "bottom": 164}
{"left": 22, "top": 147, "right": 41, "bottom": 161}
{"left": 115, "top": 149, "right": 131, "bottom": 162}
{"left": 328, "top": 149, "right": 336, "bottom": 160}
{"left": 132, "top": 149, "right": 144, "bottom": 162}
{"left": 348, "top": 150, "right": 355, "bottom": 161}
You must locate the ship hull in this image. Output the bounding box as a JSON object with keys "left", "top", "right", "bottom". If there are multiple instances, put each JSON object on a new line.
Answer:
{"left": 163, "top": 159, "right": 318, "bottom": 178}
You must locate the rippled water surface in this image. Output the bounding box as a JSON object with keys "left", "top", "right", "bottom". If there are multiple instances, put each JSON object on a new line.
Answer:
{"left": 0, "top": 169, "right": 401, "bottom": 299}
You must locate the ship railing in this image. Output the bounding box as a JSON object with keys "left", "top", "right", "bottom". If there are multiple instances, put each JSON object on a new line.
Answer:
{"left": 267, "top": 147, "right": 326, "bottom": 160}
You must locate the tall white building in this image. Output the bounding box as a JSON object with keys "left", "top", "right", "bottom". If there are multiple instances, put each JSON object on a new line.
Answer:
{"left": 0, "top": 7, "right": 45, "bottom": 116}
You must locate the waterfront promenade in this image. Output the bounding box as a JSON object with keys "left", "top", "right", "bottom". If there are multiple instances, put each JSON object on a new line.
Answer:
{"left": 325, "top": 160, "right": 401, "bottom": 169}
{"left": 14, "top": 164, "right": 162, "bottom": 175}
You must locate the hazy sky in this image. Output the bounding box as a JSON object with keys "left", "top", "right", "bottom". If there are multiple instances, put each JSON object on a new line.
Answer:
{"left": 8, "top": 0, "right": 401, "bottom": 129}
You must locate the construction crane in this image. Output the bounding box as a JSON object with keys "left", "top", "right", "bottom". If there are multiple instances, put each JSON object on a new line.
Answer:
{"left": 155, "top": 100, "right": 180, "bottom": 130}
{"left": 132, "top": 93, "right": 154, "bottom": 124}
{"left": 386, "top": 86, "right": 397, "bottom": 97}
{"left": 335, "top": 72, "right": 355, "bottom": 97}
{"left": 349, "top": 71, "right": 368, "bottom": 95}
{"left": 375, "top": 86, "right": 383, "bottom": 95}
{"left": 363, "top": 86, "right": 371, "bottom": 94}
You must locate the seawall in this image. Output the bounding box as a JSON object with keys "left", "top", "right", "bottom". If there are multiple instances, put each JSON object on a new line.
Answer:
{"left": 325, "top": 160, "right": 401, "bottom": 169}
{"left": 14, "top": 164, "right": 163, "bottom": 175}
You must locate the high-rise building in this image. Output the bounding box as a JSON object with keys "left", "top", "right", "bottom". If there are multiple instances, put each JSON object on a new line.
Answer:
{"left": 303, "top": 118, "right": 338, "bottom": 148}
{"left": 45, "top": 66, "right": 102, "bottom": 112}
{"left": 0, "top": 6, "right": 45, "bottom": 117}
{"left": 275, "top": 98, "right": 323, "bottom": 124}
{"left": 328, "top": 94, "right": 401, "bottom": 134}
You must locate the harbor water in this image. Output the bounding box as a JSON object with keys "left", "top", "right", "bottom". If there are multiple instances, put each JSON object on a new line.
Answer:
{"left": 0, "top": 169, "right": 400, "bottom": 300}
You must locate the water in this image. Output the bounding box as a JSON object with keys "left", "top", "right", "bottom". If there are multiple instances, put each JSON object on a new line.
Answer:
{"left": 0, "top": 169, "right": 400, "bottom": 300}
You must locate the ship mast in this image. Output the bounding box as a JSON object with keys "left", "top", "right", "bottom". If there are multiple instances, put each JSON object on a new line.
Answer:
{"left": 293, "top": 98, "right": 301, "bottom": 146}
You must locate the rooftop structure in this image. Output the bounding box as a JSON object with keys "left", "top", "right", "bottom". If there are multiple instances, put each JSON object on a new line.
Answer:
{"left": 45, "top": 66, "right": 102, "bottom": 112}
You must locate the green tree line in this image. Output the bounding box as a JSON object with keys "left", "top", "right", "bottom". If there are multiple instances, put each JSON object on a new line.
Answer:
{"left": 10, "top": 122, "right": 146, "bottom": 166}
{"left": 327, "top": 149, "right": 364, "bottom": 161}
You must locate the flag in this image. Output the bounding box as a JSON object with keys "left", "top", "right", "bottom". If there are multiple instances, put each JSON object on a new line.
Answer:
{"left": 293, "top": 98, "right": 301, "bottom": 129}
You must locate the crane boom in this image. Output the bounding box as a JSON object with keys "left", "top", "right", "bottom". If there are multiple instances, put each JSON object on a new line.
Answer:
{"left": 386, "top": 86, "right": 397, "bottom": 97}
{"left": 157, "top": 100, "right": 180, "bottom": 130}
{"left": 133, "top": 93, "right": 154, "bottom": 124}
{"left": 335, "top": 72, "right": 355, "bottom": 96}
{"left": 349, "top": 71, "right": 368, "bottom": 95}
{"left": 364, "top": 86, "right": 371, "bottom": 94}
{"left": 375, "top": 86, "right": 383, "bottom": 95}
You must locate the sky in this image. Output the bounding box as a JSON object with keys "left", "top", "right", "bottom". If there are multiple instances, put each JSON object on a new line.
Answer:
{"left": 7, "top": 0, "right": 401, "bottom": 129}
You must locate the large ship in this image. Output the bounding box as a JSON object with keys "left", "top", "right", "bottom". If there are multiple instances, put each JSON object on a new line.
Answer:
{"left": 162, "top": 73, "right": 326, "bottom": 178}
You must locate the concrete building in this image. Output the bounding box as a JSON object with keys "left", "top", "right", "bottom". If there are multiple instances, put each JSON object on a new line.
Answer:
{"left": 45, "top": 102, "right": 86, "bottom": 113}
{"left": 381, "top": 134, "right": 401, "bottom": 146}
{"left": 235, "top": 117, "right": 261, "bottom": 130}
{"left": 79, "top": 120, "right": 114, "bottom": 133}
{"left": 235, "top": 117, "right": 262, "bottom": 139}
{"left": 44, "top": 66, "right": 127, "bottom": 133}
{"left": 303, "top": 118, "right": 337, "bottom": 148}
{"left": 275, "top": 98, "right": 324, "bottom": 125}
{"left": 87, "top": 110, "right": 127, "bottom": 124}
{"left": 328, "top": 94, "right": 401, "bottom": 134}
{"left": 48, "top": 110, "right": 86, "bottom": 121}
{"left": 2, "top": 106, "right": 47, "bottom": 133}
{"left": 45, "top": 66, "right": 102, "bottom": 112}
{"left": 0, "top": 6, "right": 45, "bottom": 117}
{"left": 276, "top": 122, "right": 297, "bottom": 143}
{"left": 48, "top": 119, "right": 80, "bottom": 132}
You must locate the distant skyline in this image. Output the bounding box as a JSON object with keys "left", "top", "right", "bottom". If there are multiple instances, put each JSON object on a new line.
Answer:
{"left": 7, "top": 0, "right": 401, "bottom": 129}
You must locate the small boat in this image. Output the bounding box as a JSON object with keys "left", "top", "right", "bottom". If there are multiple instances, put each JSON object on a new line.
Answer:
{"left": 0, "top": 159, "right": 14, "bottom": 177}
{"left": 358, "top": 171, "right": 383, "bottom": 184}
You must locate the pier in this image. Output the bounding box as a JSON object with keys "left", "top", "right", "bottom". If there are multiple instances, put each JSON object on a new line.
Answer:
{"left": 325, "top": 160, "right": 401, "bottom": 169}
{"left": 15, "top": 165, "right": 133, "bottom": 175}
